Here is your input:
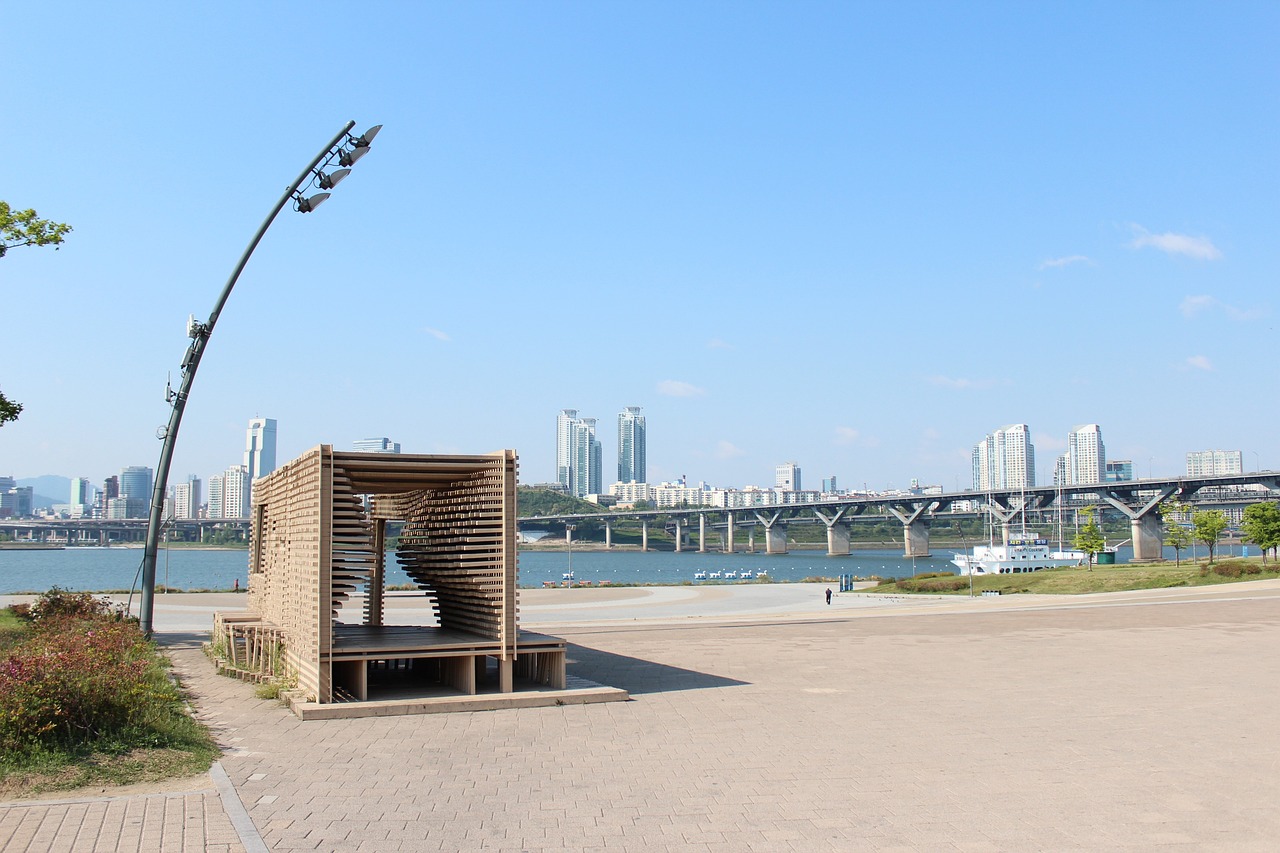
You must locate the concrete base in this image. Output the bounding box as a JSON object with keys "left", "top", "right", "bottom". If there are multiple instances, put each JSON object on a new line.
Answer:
{"left": 288, "top": 678, "right": 628, "bottom": 720}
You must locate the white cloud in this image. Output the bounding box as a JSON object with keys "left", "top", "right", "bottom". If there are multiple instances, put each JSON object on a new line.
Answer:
{"left": 715, "top": 440, "right": 745, "bottom": 459}
{"left": 1130, "top": 225, "right": 1222, "bottom": 260}
{"left": 706, "top": 338, "right": 732, "bottom": 350}
{"left": 1179, "top": 294, "right": 1267, "bottom": 322}
{"left": 1185, "top": 355, "right": 1213, "bottom": 371}
{"left": 1038, "top": 255, "right": 1091, "bottom": 270}
{"left": 927, "top": 375, "right": 995, "bottom": 391}
{"left": 834, "top": 426, "right": 860, "bottom": 446}
{"left": 423, "top": 327, "right": 451, "bottom": 342}
{"left": 1179, "top": 295, "right": 1216, "bottom": 318}
{"left": 657, "top": 379, "right": 706, "bottom": 398}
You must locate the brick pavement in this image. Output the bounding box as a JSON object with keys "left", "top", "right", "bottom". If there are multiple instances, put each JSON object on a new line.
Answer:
{"left": 5, "top": 584, "right": 1280, "bottom": 851}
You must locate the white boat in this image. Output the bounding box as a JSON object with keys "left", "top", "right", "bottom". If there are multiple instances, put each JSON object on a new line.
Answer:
{"left": 952, "top": 534, "right": 1086, "bottom": 576}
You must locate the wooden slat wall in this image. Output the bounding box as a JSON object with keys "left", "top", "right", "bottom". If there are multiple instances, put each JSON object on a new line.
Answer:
{"left": 246, "top": 445, "right": 521, "bottom": 703}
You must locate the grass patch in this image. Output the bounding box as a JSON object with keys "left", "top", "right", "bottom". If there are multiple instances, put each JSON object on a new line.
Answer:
{"left": 0, "top": 591, "right": 218, "bottom": 797}
{"left": 865, "top": 558, "right": 1280, "bottom": 596}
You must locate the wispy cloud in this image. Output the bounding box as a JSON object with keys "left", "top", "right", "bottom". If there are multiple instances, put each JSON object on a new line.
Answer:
{"left": 927, "top": 375, "right": 995, "bottom": 391}
{"left": 834, "top": 426, "right": 860, "bottom": 446}
{"left": 1038, "top": 254, "right": 1091, "bottom": 270}
{"left": 706, "top": 338, "right": 732, "bottom": 350}
{"left": 1130, "top": 225, "right": 1222, "bottom": 260}
{"left": 1179, "top": 294, "right": 1267, "bottom": 322}
{"left": 1185, "top": 355, "right": 1213, "bottom": 371}
{"left": 423, "top": 327, "right": 451, "bottom": 342}
{"left": 657, "top": 379, "right": 705, "bottom": 398}
{"left": 715, "top": 440, "right": 745, "bottom": 459}
{"left": 1179, "top": 295, "right": 1216, "bottom": 318}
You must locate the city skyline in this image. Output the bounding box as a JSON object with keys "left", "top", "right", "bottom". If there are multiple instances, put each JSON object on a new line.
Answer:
{"left": 2, "top": 4, "right": 1276, "bottom": 492}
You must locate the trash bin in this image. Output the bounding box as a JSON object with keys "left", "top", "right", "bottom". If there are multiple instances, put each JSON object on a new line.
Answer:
{"left": 1097, "top": 551, "right": 1116, "bottom": 565}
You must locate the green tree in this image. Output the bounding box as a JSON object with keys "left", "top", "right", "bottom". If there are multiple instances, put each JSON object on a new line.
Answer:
{"left": 1191, "top": 510, "right": 1229, "bottom": 565}
{"left": 1240, "top": 502, "right": 1280, "bottom": 565}
{"left": 1160, "top": 501, "right": 1194, "bottom": 566}
{"left": 0, "top": 201, "right": 72, "bottom": 257}
{"left": 0, "top": 391, "right": 20, "bottom": 428}
{"left": 1, "top": 202, "right": 73, "bottom": 427}
{"left": 1073, "top": 506, "right": 1107, "bottom": 570}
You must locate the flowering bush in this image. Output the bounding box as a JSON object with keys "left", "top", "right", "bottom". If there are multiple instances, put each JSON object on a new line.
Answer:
{"left": 0, "top": 597, "right": 179, "bottom": 755}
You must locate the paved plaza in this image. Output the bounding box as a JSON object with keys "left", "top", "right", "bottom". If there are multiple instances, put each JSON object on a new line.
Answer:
{"left": 3, "top": 581, "right": 1280, "bottom": 851}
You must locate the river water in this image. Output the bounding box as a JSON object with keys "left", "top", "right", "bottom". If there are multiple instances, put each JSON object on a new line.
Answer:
{"left": 0, "top": 542, "right": 1227, "bottom": 595}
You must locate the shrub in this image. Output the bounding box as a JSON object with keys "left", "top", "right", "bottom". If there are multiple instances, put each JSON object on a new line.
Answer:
{"left": 28, "top": 587, "right": 118, "bottom": 623}
{"left": 0, "top": 608, "right": 177, "bottom": 755}
{"left": 895, "top": 577, "right": 969, "bottom": 593}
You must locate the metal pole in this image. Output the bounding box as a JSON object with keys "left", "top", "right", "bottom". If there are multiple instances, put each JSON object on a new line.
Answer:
{"left": 139, "top": 121, "right": 357, "bottom": 635}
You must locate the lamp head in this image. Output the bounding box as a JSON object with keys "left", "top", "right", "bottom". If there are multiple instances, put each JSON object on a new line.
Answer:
{"left": 338, "top": 146, "right": 370, "bottom": 167}
{"left": 318, "top": 168, "right": 351, "bottom": 189}
{"left": 296, "top": 192, "right": 331, "bottom": 213}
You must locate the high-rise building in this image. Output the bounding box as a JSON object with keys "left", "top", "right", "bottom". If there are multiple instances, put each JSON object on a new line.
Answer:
{"left": 119, "top": 466, "right": 153, "bottom": 518}
{"left": 354, "top": 437, "right": 401, "bottom": 453}
{"left": 556, "top": 409, "right": 578, "bottom": 492}
{"left": 1067, "top": 424, "right": 1105, "bottom": 486}
{"left": 617, "top": 406, "right": 646, "bottom": 484}
{"left": 222, "top": 465, "right": 250, "bottom": 518}
{"left": 173, "top": 475, "right": 202, "bottom": 520}
{"left": 556, "top": 409, "right": 602, "bottom": 497}
{"left": 207, "top": 474, "right": 225, "bottom": 520}
{"left": 972, "top": 425, "right": 1035, "bottom": 490}
{"left": 245, "top": 418, "right": 277, "bottom": 482}
{"left": 69, "top": 477, "right": 92, "bottom": 517}
{"left": 822, "top": 476, "right": 838, "bottom": 494}
{"left": 1186, "top": 450, "right": 1243, "bottom": 477}
{"left": 775, "top": 462, "right": 802, "bottom": 492}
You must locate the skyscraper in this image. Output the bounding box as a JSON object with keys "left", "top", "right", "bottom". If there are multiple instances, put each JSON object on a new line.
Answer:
{"left": 556, "top": 409, "right": 602, "bottom": 497}
{"left": 207, "top": 474, "right": 224, "bottom": 520}
{"left": 971, "top": 425, "right": 1035, "bottom": 490}
{"left": 617, "top": 406, "right": 646, "bottom": 484}
{"left": 556, "top": 409, "right": 578, "bottom": 492}
{"left": 1056, "top": 424, "right": 1106, "bottom": 486}
{"left": 775, "top": 462, "right": 802, "bottom": 491}
{"left": 119, "top": 466, "right": 153, "bottom": 518}
{"left": 245, "top": 418, "right": 278, "bottom": 482}
{"left": 222, "top": 465, "right": 250, "bottom": 518}
{"left": 173, "top": 475, "right": 202, "bottom": 520}
{"left": 354, "top": 437, "right": 401, "bottom": 453}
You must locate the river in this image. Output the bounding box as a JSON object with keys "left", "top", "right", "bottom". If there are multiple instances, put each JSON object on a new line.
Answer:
{"left": 0, "top": 542, "right": 1228, "bottom": 595}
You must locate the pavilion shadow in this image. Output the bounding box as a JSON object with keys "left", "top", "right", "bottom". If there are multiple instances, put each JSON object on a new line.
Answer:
{"left": 566, "top": 642, "right": 748, "bottom": 695}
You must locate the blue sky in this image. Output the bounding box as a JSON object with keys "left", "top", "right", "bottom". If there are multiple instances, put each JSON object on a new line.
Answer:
{"left": 2, "top": 2, "right": 1276, "bottom": 493}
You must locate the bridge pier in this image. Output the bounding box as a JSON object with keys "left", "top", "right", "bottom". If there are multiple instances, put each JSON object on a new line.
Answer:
{"left": 1101, "top": 485, "right": 1176, "bottom": 562}
{"left": 724, "top": 512, "right": 735, "bottom": 554}
{"left": 641, "top": 520, "right": 649, "bottom": 552}
{"left": 814, "top": 507, "right": 852, "bottom": 556}
{"left": 747, "top": 529, "right": 755, "bottom": 552}
{"left": 604, "top": 521, "right": 612, "bottom": 549}
{"left": 673, "top": 518, "right": 684, "bottom": 553}
{"left": 888, "top": 502, "right": 939, "bottom": 558}
{"left": 754, "top": 511, "right": 787, "bottom": 555}
{"left": 698, "top": 514, "right": 707, "bottom": 553}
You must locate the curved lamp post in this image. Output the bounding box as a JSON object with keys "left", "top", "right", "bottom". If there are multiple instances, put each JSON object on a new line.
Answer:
{"left": 139, "top": 120, "right": 382, "bottom": 635}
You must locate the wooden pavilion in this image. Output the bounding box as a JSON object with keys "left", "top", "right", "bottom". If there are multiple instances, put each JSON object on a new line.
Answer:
{"left": 216, "top": 445, "right": 569, "bottom": 711}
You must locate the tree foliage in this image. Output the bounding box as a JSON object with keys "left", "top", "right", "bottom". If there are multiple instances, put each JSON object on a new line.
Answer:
{"left": 0, "top": 390, "right": 20, "bottom": 428}
{"left": 0, "top": 201, "right": 72, "bottom": 257}
{"left": 1073, "top": 506, "right": 1107, "bottom": 570}
{"left": 1160, "top": 501, "right": 1194, "bottom": 566}
{"left": 1191, "top": 510, "right": 1229, "bottom": 565}
{"left": 1240, "top": 502, "right": 1280, "bottom": 564}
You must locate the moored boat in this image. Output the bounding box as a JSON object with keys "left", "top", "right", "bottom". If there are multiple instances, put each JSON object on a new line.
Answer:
{"left": 952, "top": 534, "right": 1086, "bottom": 576}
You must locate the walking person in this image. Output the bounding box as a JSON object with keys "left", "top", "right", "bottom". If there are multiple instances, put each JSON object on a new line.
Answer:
{"left": 825, "top": 587, "right": 832, "bottom": 605}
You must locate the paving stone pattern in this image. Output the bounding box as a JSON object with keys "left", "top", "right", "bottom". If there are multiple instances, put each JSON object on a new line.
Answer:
{"left": 5, "top": 587, "right": 1280, "bottom": 851}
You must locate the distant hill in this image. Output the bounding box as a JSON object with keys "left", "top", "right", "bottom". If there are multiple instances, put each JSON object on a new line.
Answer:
{"left": 516, "top": 487, "right": 604, "bottom": 518}
{"left": 17, "top": 475, "right": 70, "bottom": 508}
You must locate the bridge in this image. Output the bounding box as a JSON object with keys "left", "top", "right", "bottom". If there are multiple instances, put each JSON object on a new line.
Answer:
{"left": 0, "top": 517, "right": 252, "bottom": 546}
{"left": 518, "top": 472, "right": 1280, "bottom": 560}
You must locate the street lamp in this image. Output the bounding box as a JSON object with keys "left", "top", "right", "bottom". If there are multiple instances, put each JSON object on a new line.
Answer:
{"left": 565, "top": 523, "right": 575, "bottom": 588}
{"left": 138, "top": 120, "right": 382, "bottom": 636}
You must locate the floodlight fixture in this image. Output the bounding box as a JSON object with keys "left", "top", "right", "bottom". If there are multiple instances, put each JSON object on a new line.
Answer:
{"left": 296, "top": 192, "right": 331, "bottom": 213}
{"left": 318, "top": 168, "right": 351, "bottom": 189}
{"left": 355, "top": 124, "right": 382, "bottom": 147}
{"left": 339, "top": 145, "right": 370, "bottom": 167}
